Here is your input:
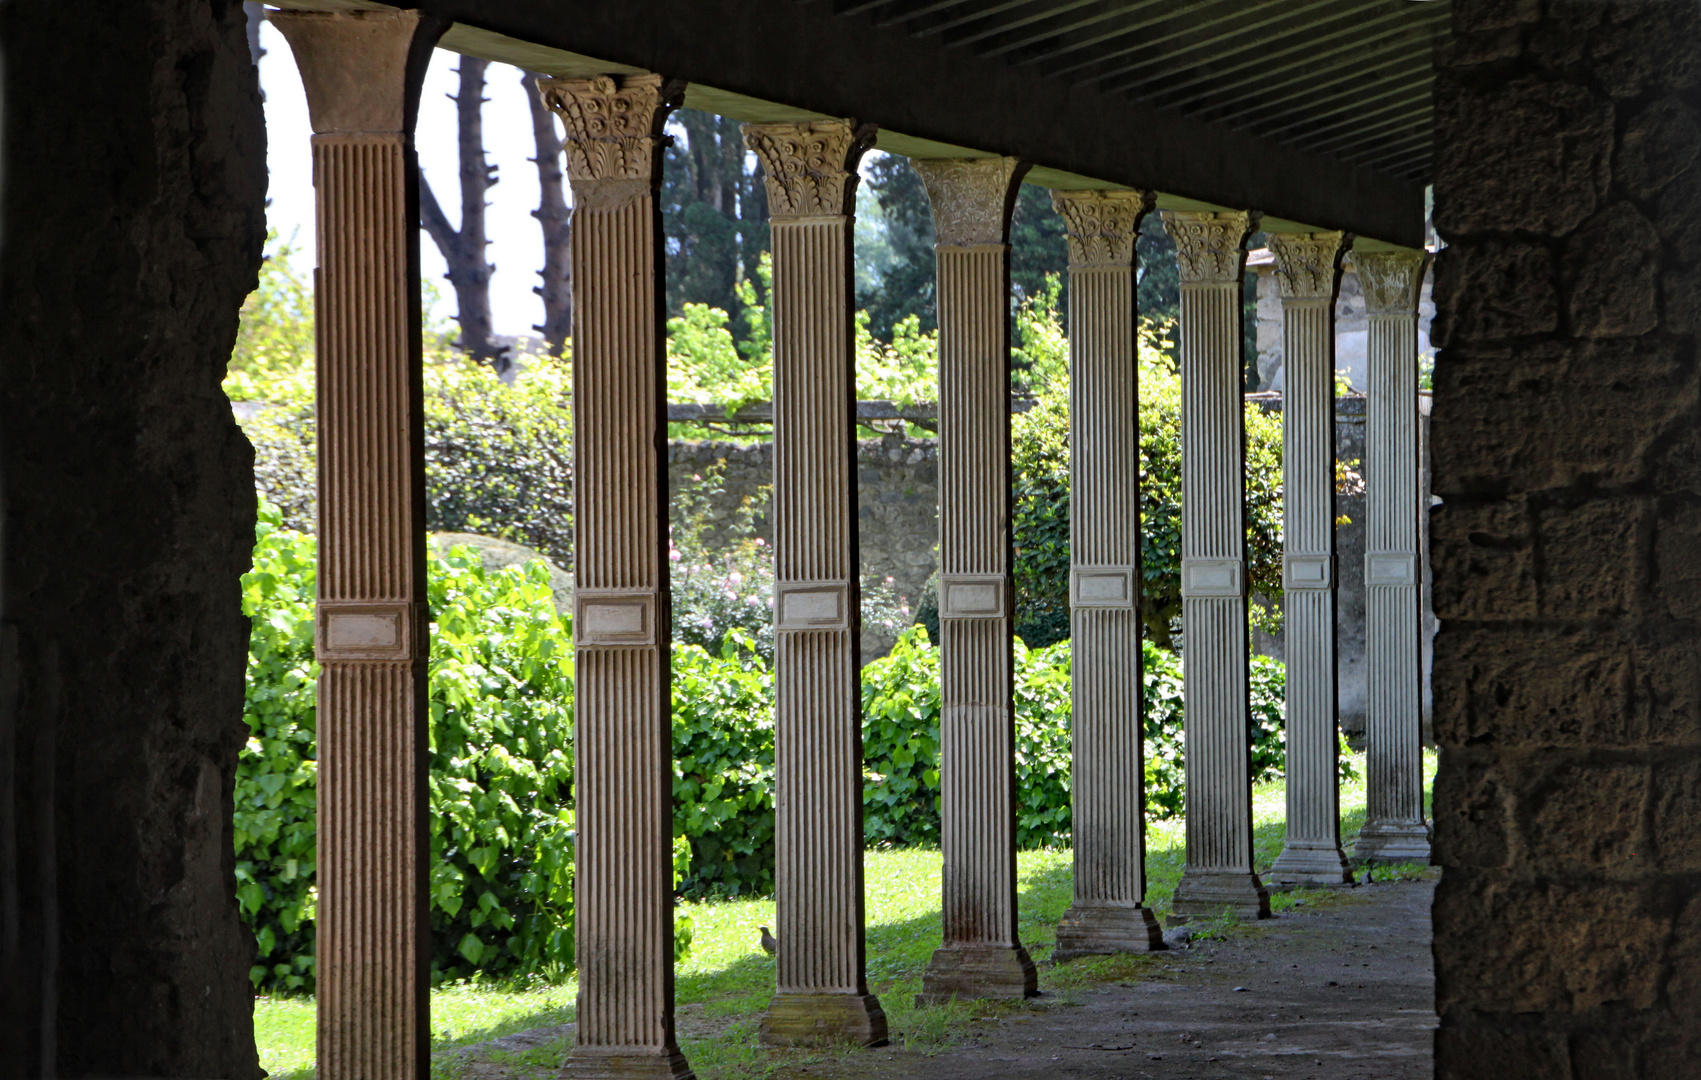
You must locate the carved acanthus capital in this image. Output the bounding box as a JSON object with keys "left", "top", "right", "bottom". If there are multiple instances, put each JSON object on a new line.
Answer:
{"left": 1267, "top": 231, "right": 1349, "bottom": 300}
{"left": 537, "top": 73, "right": 684, "bottom": 197}
{"left": 1162, "top": 210, "right": 1260, "bottom": 285}
{"left": 1355, "top": 249, "right": 1428, "bottom": 316}
{"left": 1052, "top": 190, "right": 1154, "bottom": 268}
{"left": 912, "top": 157, "right": 1029, "bottom": 247}
{"left": 743, "top": 120, "right": 876, "bottom": 219}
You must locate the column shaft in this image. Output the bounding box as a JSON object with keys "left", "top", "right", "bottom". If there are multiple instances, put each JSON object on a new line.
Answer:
{"left": 1355, "top": 250, "right": 1432, "bottom": 864}
{"left": 1265, "top": 233, "right": 1355, "bottom": 888}
{"left": 742, "top": 121, "right": 886, "bottom": 1047}
{"left": 271, "top": 12, "right": 442, "bottom": 1079}
{"left": 1050, "top": 191, "right": 1163, "bottom": 960}
{"left": 913, "top": 158, "right": 1037, "bottom": 1002}
{"left": 1164, "top": 211, "right": 1272, "bottom": 922}
{"left": 540, "top": 73, "right": 694, "bottom": 1080}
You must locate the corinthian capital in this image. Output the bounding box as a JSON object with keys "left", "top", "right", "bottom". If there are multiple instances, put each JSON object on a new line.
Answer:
{"left": 1052, "top": 190, "right": 1154, "bottom": 268}
{"left": 1355, "top": 249, "right": 1428, "bottom": 316}
{"left": 743, "top": 120, "right": 876, "bottom": 219}
{"left": 536, "top": 73, "right": 684, "bottom": 198}
{"left": 912, "top": 157, "right": 1029, "bottom": 247}
{"left": 1162, "top": 210, "right": 1260, "bottom": 285}
{"left": 1267, "top": 231, "right": 1349, "bottom": 300}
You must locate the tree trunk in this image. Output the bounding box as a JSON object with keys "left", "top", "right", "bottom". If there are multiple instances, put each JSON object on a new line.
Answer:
{"left": 523, "top": 70, "right": 571, "bottom": 357}
{"left": 419, "top": 57, "right": 506, "bottom": 370}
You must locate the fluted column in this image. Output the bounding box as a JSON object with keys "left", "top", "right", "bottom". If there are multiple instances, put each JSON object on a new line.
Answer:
{"left": 912, "top": 157, "right": 1038, "bottom": 1002}
{"left": 271, "top": 12, "right": 443, "bottom": 1079}
{"left": 539, "top": 73, "right": 693, "bottom": 1080}
{"left": 742, "top": 120, "right": 888, "bottom": 1047}
{"left": 1164, "top": 210, "right": 1271, "bottom": 922}
{"left": 1265, "top": 232, "right": 1356, "bottom": 888}
{"left": 1048, "top": 190, "right": 1165, "bottom": 960}
{"left": 1354, "top": 249, "right": 1433, "bottom": 864}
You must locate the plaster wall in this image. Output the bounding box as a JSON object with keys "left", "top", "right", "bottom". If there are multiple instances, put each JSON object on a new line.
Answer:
{"left": 1431, "top": 1, "right": 1701, "bottom": 1074}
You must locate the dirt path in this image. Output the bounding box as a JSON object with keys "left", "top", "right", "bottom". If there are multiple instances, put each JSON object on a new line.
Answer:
{"left": 815, "top": 877, "right": 1435, "bottom": 1080}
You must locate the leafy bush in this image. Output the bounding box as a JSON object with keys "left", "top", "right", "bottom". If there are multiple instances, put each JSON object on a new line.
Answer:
{"left": 239, "top": 363, "right": 575, "bottom": 562}
{"left": 236, "top": 506, "right": 576, "bottom": 992}
{"left": 1006, "top": 280, "right": 1285, "bottom": 650}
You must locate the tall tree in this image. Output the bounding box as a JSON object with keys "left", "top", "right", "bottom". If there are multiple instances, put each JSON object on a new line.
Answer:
{"left": 859, "top": 152, "right": 936, "bottom": 341}
{"left": 419, "top": 57, "right": 506, "bottom": 370}
{"left": 660, "top": 108, "right": 768, "bottom": 324}
{"left": 522, "top": 70, "right": 571, "bottom": 357}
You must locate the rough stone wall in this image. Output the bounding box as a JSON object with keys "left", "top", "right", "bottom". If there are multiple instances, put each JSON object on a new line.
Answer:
{"left": 668, "top": 433, "right": 940, "bottom": 607}
{"left": 1431, "top": 1, "right": 1701, "bottom": 1074}
{"left": 0, "top": 4, "right": 266, "bottom": 1078}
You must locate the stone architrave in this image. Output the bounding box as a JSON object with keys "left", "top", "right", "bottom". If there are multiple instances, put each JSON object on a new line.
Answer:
{"left": 1049, "top": 189, "right": 1166, "bottom": 960}
{"left": 1354, "top": 249, "right": 1433, "bottom": 865}
{"left": 1163, "top": 210, "right": 1273, "bottom": 922}
{"left": 270, "top": 12, "right": 444, "bottom": 1079}
{"left": 538, "top": 72, "right": 695, "bottom": 1080}
{"left": 911, "top": 157, "right": 1039, "bottom": 1003}
{"left": 742, "top": 119, "right": 888, "bottom": 1048}
{"left": 1265, "top": 231, "right": 1357, "bottom": 889}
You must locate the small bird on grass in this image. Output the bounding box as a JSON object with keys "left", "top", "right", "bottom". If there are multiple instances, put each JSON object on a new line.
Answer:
{"left": 759, "top": 925, "right": 778, "bottom": 956}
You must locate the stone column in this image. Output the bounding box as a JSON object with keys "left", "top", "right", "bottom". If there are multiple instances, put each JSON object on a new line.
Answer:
{"left": 1354, "top": 249, "right": 1432, "bottom": 864}
{"left": 1265, "top": 232, "right": 1356, "bottom": 888}
{"left": 1164, "top": 210, "right": 1272, "bottom": 922}
{"left": 270, "top": 12, "right": 443, "bottom": 1079}
{"left": 741, "top": 120, "right": 887, "bottom": 1047}
{"left": 538, "top": 73, "right": 694, "bottom": 1080}
{"left": 912, "top": 157, "right": 1038, "bottom": 1002}
{"left": 1048, "top": 190, "right": 1165, "bottom": 960}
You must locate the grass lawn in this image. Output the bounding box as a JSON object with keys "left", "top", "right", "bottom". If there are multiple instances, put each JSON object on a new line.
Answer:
{"left": 256, "top": 749, "right": 1437, "bottom": 1079}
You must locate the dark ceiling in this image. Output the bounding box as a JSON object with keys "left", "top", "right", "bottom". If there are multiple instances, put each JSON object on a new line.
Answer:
{"left": 817, "top": 0, "right": 1449, "bottom": 183}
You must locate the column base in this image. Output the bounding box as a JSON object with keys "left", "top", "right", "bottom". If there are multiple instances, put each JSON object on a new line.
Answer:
{"left": 759, "top": 992, "right": 888, "bottom": 1048}
{"left": 1052, "top": 903, "right": 1165, "bottom": 962}
{"left": 561, "top": 1046, "right": 695, "bottom": 1079}
{"left": 1266, "top": 841, "right": 1357, "bottom": 888}
{"left": 916, "top": 943, "right": 1038, "bottom": 1004}
{"left": 1169, "top": 871, "right": 1272, "bottom": 922}
{"left": 1353, "top": 818, "right": 1432, "bottom": 864}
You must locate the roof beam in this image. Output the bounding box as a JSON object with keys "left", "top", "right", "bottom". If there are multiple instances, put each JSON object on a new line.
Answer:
{"left": 287, "top": 0, "right": 1426, "bottom": 243}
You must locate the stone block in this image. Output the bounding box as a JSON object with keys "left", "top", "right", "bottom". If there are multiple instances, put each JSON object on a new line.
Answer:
{"left": 1433, "top": 1018, "right": 1573, "bottom": 1080}
{"left": 1515, "top": 757, "right": 1650, "bottom": 875}
{"left": 1434, "top": 625, "right": 1632, "bottom": 748}
{"left": 1432, "top": 750, "right": 1511, "bottom": 869}
{"left": 1562, "top": 203, "right": 1662, "bottom": 338}
{"left": 1433, "top": 77, "right": 1611, "bottom": 239}
{"left": 1533, "top": 496, "right": 1653, "bottom": 619}
{"left": 1630, "top": 634, "right": 1701, "bottom": 746}
{"left": 1429, "top": 498, "right": 1536, "bottom": 621}
{"left": 1432, "top": 340, "right": 1691, "bottom": 491}
{"left": 1652, "top": 500, "right": 1701, "bottom": 620}
{"left": 1654, "top": 167, "right": 1701, "bottom": 259}
{"left": 1452, "top": 0, "right": 1539, "bottom": 33}
{"left": 1659, "top": 266, "right": 1701, "bottom": 334}
{"left": 1431, "top": 239, "right": 1558, "bottom": 344}
{"left": 1581, "top": 0, "right": 1701, "bottom": 99}
{"left": 759, "top": 993, "right": 887, "bottom": 1048}
{"left": 1434, "top": 873, "right": 1665, "bottom": 1013}
{"left": 1618, "top": 97, "right": 1701, "bottom": 201}
{"left": 1650, "top": 754, "right": 1701, "bottom": 870}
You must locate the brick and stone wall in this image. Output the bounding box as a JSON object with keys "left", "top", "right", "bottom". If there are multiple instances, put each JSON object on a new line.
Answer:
{"left": 1431, "top": 1, "right": 1701, "bottom": 1074}
{"left": 668, "top": 433, "right": 940, "bottom": 608}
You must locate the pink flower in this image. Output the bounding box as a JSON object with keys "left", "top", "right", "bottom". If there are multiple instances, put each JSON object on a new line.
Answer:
{"left": 729, "top": 571, "right": 743, "bottom": 584}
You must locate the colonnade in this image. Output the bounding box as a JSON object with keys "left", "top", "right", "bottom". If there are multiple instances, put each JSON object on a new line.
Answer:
{"left": 273, "top": 11, "right": 1431, "bottom": 1080}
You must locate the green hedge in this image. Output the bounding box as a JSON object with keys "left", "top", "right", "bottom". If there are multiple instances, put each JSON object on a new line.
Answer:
{"left": 237, "top": 506, "right": 576, "bottom": 992}
{"left": 237, "top": 515, "right": 1297, "bottom": 988}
